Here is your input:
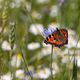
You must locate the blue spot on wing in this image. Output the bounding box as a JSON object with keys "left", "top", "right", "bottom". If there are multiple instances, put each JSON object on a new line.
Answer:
{"left": 43, "top": 27, "right": 56, "bottom": 37}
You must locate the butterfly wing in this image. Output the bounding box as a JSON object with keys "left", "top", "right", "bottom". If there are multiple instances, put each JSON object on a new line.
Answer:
{"left": 44, "top": 29, "right": 68, "bottom": 47}
{"left": 59, "top": 29, "right": 68, "bottom": 44}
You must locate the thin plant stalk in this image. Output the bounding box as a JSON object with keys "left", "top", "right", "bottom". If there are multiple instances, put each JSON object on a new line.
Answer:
{"left": 72, "top": 49, "right": 77, "bottom": 80}
{"left": 67, "top": 48, "right": 70, "bottom": 79}
{"left": 72, "top": 37, "right": 79, "bottom": 80}
{"left": 13, "top": 53, "right": 17, "bottom": 80}
{"left": 9, "top": 50, "right": 12, "bottom": 77}
{"left": 50, "top": 45, "right": 54, "bottom": 80}
{"left": 21, "top": 49, "right": 33, "bottom": 80}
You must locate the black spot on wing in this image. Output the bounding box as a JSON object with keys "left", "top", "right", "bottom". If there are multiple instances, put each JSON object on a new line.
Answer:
{"left": 44, "top": 40, "right": 48, "bottom": 44}
{"left": 44, "top": 40, "right": 47, "bottom": 44}
{"left": 52, "top": 33, "right": 54, "bottom": 36}
{"left": 46, "top": 37, "right": 48, "bottom": 40}
{"left": 49, "top": 35, "right": 51, "bottom": 38}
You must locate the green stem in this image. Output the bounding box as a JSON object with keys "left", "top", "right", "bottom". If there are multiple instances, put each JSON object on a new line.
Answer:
{"left": 21, "top": 49, "right": 33, "bottom": 80}
{"left": 9, "top": 50, "right": 12, "bottom": 76}
{"left": 50, "top": 45, "right": 53, "bottom": 80}
{"left": 72, "top": 50, "right": 77, "bottom": 80}
{"left": 72, "top": 37, "right": 79, "bottom": 80}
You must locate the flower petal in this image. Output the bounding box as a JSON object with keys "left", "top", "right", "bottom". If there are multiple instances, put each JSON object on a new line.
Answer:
{"left": 48, "top": 26, "right": 56, "bottom": 33}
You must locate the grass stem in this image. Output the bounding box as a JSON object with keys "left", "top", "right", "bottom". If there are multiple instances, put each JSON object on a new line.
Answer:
{"left": 50, "top": 45, "right": 54, "bottom": 80}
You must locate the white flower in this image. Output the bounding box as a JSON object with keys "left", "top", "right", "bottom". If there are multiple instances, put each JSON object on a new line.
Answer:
{"left": 68, "top": 29, "right": 76, "bottom": 35}
{"left": 16, "top": 70, "right": 24, "bottom": 79}
{"left": 62, "top": 48, "right": 74, "bottom": 56}
{"left": 38, "top": 46, "right": 51, "bottom": 59}
{"left": 36, "top": 0, "right": 49, "bottom": 4}
{"left": 10, "top": 2, "right": 16, "bottom": 8}
{"left": 50, "top": 5, "right": 58, "bottom": 17}
{"left": 52, "top": 62, "right": 59, "bottom": 73}
{"left": 1, "top": 72, "right": 12, "bottom": 80}
{"left": 1, "top": 41, "right": 11, "bottom": 51}
{"left": 61, "top": 56, "right": 68, "bottom": 64}
{"left": 10, "top": 0, "right": 22, "bottom": 8}
{"left": 77, "top": 57, "right": 80, "bottom": 67}
{"left": 68, "top": 36, "right": 77, "bottom": 48}
{"left": 61, "top": 49, "right": 68, "bottom": 56}
{"left": 14, "top": 0, "right": 22, "bottom": 8}
{"left": 9, "top": 21, "right": 15, "bottom": 26}
{"left": 65, "top": 29, "right": 78, "bottom": 48}
{"left": 26, "top": 2, "right": 31, "bottom": 12}
{"left": 77, "top": 60, "right": 80, "bottom": 67}
{"left": 27, "top": 42, "right": 40, "bottom": 50}
{"left": 65, "top": 35, "right": 77, "bottom": 48}
{"left": 42, "top": 41, "right": 51, "bottom": 47}
{"left": 34, "top": 68, "right": 50, "bottom": 79}
{"left": 67, "top": 29, "right": 80, "bottom": 48}
{"left": 15, "top": 0, "right": 21, "bottom": 4}
{"left": 39, "top": 45, "right": 61, "bottom": 59}
{"left": 29, "top": 24, "right": 44, "bottom": 35}
{"left": 32, "top": 11, "right": 42, "bottom": 19}
{"left": 11, "top": 53, "right": 22, "bottom": 68}
{"left": 77, "top": 40, "right": 80, "bottom": 48}
{"left": 48, "top": 22, "right": 60, "bottom": 29}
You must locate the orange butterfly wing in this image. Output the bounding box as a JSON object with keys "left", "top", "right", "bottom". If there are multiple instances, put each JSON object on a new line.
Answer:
{"left": 44, "top": 29, "right": 68, "bottom": 47}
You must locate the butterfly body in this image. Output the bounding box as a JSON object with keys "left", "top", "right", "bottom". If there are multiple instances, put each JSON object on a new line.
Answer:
{"left": 44, "top": 28, "right": 68, "bottom": 47}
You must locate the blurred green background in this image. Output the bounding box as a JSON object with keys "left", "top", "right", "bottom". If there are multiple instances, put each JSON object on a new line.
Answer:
{"left": 0, "top": 0, "right": 80, "bottom": 80}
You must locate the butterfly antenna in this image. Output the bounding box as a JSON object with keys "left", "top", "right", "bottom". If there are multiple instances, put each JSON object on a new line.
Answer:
{"left": 56, "top": 28, "right": 59, "bottom": 31}
{"left": 56, "top": 28, "right": 61, "bottom": 34}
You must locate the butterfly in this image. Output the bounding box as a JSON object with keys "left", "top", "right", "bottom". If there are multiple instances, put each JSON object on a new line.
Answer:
{"left": 44, "top": 28, "right": 68, "bottom": 47}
